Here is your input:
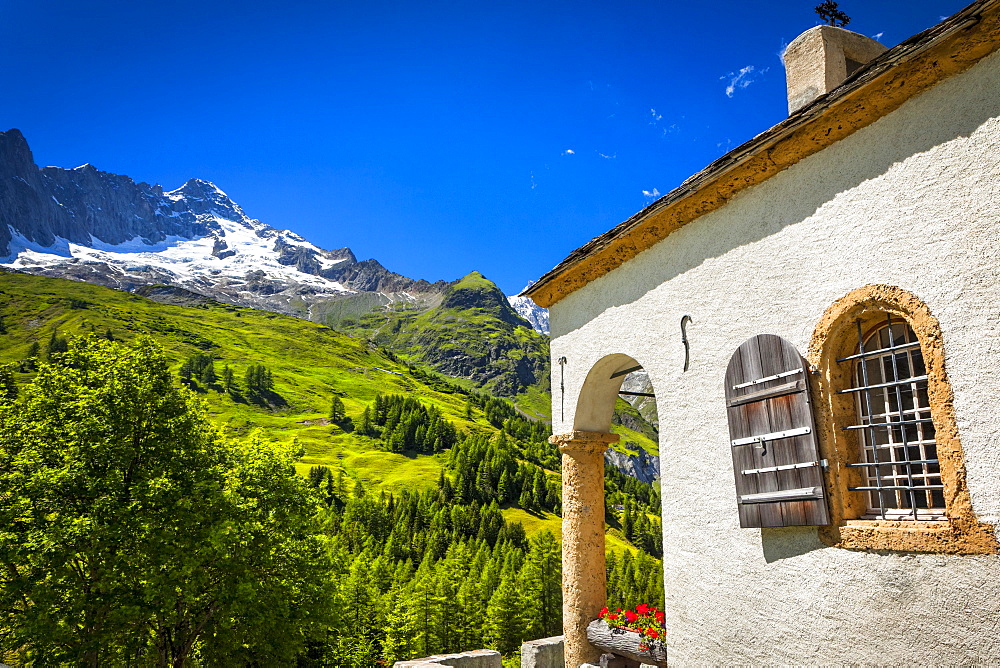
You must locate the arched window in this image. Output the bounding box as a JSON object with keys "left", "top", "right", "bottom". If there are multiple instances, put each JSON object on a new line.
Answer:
{"left": 842, "top": 316, "right": 944, "bottom": 520}
{"left": 809, "top": 285, "right": 997, "bottom": 554}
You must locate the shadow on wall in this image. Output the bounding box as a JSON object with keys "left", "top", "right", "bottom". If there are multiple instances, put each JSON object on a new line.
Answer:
{"left": 760, "top": 526, "right": 826, "bottom": 563}
{"left": 551, "top": 57, "right": 1000, "bottom": 338}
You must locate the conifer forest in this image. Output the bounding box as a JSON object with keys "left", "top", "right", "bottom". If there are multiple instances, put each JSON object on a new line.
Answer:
{"left": 0, "top": 274, "right": 665, "bottom": 666}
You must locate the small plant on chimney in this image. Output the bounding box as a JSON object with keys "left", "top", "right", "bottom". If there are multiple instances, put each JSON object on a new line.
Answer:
{"left": 815, "top": 1, "right": 851, "bottom": 27}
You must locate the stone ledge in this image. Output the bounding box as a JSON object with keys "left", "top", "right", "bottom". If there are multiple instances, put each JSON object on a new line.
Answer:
{"left": 521, "top": 635, "right": 564, "bottom": 668}
{"left": 393, "top": 649, "right": 501, "bottom": 668}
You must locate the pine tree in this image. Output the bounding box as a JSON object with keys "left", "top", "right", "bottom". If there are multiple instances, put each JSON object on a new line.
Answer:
{"left": 483, "top": 563, "right": 524, "bottom": 654}
{"left": 199, "top": 359, "right": 217, "bottom": 387}
{"left": 24, "top": 341, "right": 40, "bottom": 371}
{"left": 356, "top": 407, "right": 374, "bottom": 436}
{"left": 221, "top": 365, "right": 236, "bottom": 394}
{"left": 45, "top": 330, "right": 68, "bottom": 361}
{"left": 329, "top": 395, "right": 346, "bottom": 423}
{"left": 532, "top": 468, "right": 548, "bottom": 510}
{"left": 498, "top": 470, "right": 513, "bottom": 504}
{"left": 520, "top": 530, "right": 562, "bottom": 638}
{"left": 518, "top": 488, "right": 531, "bottom": 512}
{"left": 622, "top": 499, "right": 635, "bottom": 542}
{"left": 815, "top": 0, "right": 850, "bottom": 27}
{"left": 244, "top": 364, "right": 273, "bottom": 400}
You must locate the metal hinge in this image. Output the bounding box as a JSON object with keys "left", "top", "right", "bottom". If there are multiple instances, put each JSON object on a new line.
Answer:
{"left": 731, "top": 426, "right": 811, "bottom": 447}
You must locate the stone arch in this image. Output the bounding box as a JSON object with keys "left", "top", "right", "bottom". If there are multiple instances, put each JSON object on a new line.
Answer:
{"left": 574, "top": 353, "right": 645, "bottom": 432}
{"left": 557, "top": 352, "right": 661, "bottom": 666}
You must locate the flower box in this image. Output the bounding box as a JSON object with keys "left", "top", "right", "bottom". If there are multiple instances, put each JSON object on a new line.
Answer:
{"left": 586, "top": 619, "right": 668, "bottom": 667}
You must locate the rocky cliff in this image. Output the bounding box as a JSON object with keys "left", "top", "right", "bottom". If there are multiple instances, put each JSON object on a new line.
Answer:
{"left": 604, "top": 446, "right": 660, "bottom": 484}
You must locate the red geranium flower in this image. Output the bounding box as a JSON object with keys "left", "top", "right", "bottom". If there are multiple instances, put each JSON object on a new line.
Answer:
{"left": 608, "top": 613, "right": 618, "bottom": 621}
{"left": 636, "top": 604, "right": 650, "bottom": 615}
{"left": 655, "top": 611, "right": 665, "bottom": 623}
{"left": 624, "top": 610, "right": 638, "bottom": 623}
{"left": 600, "top": 606, "right": 609, "bottom": 617}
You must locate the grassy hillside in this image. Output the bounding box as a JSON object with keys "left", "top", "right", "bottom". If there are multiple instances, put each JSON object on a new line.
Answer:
{"left": 0, "top": 272, "right": 662, "bottom": 563}
{"left": 339, "top": 271, "right": 550, "bottom": 399}
{"left": 0, "top": 271, "right": 478, "bottom": 495}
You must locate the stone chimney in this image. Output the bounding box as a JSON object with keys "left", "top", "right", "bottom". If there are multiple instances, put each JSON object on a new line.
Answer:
{"left": 783, "top": 25, "right": 887, "bottom": 114}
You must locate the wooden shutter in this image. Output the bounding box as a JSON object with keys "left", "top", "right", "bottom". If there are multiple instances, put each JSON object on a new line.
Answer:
{"left": 724, "top": 334, "right": 830, "bottom": 528}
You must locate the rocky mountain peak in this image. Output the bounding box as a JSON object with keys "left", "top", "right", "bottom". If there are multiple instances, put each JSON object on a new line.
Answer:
{"left": 0, "top": 129, "right": 33, "bottom": 174}
{"left": 0, "top": 130, "right": 548, "bottom": 396}
{"left": 170, "top": 177, "right": 225, "bottom": 199}
{"left": 166, "top": 178, "right": 246, "bottom": 221}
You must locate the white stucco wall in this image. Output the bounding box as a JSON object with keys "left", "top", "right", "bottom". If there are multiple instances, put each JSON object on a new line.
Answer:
{"left": 548, "top": 49, "right": 1000, "bottom": 665}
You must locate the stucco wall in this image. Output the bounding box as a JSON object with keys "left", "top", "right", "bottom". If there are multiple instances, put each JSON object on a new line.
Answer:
{"left": 548, "top": 49, "right": 1000, "bottom": 665}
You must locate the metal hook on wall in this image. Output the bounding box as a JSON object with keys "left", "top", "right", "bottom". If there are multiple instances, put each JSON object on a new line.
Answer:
{"left": 680, "top": 314, "right": 693, "bottom": 372}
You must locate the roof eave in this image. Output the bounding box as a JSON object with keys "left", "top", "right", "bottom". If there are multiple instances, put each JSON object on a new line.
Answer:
{"left": 524, "top": 0, "right": 1000, "bottom": 308}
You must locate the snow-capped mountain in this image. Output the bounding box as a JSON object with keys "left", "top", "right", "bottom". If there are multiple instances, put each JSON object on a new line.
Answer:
{"left": 0, "top": 128, "right": 448, "bottom": 319}
{"left": 507, "top": 282, "right": 548, "bottom": 335}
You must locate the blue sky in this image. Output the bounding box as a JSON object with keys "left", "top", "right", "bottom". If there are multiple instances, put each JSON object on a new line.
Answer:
{"left": 1, "top": 0, "right": 969, "bottom": 294}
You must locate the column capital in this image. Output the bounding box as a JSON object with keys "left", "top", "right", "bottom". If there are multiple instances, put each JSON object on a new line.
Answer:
{"left": 549, "top": 430, "right": 620, "bottom": 454}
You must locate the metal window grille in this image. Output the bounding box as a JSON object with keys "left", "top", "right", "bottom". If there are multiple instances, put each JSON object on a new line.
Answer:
{"left": 837, "top": 316, "right": 945, "bottom": 521}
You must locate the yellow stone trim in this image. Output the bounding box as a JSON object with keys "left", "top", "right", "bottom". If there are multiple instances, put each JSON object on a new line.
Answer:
{"left": 808, "top": 284, "right": 998, "bottom": 554}
{"left": 549, "top": 430, "right": 621, "bottom": 454}
{"left": 526, "top": 0, "right": 1000, "bottom": 308}
{"left": 553, "top": 429, "right": 618, "bottom": 666}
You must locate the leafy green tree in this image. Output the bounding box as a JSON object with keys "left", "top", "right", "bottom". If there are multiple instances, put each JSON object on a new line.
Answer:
{"left": 0, "top": 336, "right": 333, "bottom": 664}
{"left": 0, "top": 365, "right": 16, "bottom": 404}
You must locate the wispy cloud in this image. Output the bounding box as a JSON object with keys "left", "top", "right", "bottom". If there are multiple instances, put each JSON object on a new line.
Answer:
{"left": 649, "top": 108, "right": 663, "bottom": 122}
{"left": 561, "top": 149, "right": 575, "bottom": 156}
{"left": 722, "top": 65, "right": 768, "bottom": 97}
{"left": 872, "top": 31, "right": 884, "bottom": 40}
{"left": 642, "top": 188, "right": 661, "bottom": 199}
{"left": 598, "top": 152, "right": 616, "bottom": 159}
{"left": 530, "top": 172, "right": 536, "bottom": 190}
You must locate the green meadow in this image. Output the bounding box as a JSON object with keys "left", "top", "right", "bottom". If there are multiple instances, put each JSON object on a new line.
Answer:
{"left": 0, "top": 271, "right": 661, "bottom": 557}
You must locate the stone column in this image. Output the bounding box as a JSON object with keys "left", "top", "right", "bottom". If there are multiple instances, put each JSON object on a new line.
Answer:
{"left": 549, "top": 431, "right": 620, "bottom": 668}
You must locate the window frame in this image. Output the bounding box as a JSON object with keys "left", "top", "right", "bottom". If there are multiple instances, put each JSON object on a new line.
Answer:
{"left": 808, "top": 284, "right": 997, "bottom": 554}
{"left": 847, "top": 318, "right": 944, "bottom": 520}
